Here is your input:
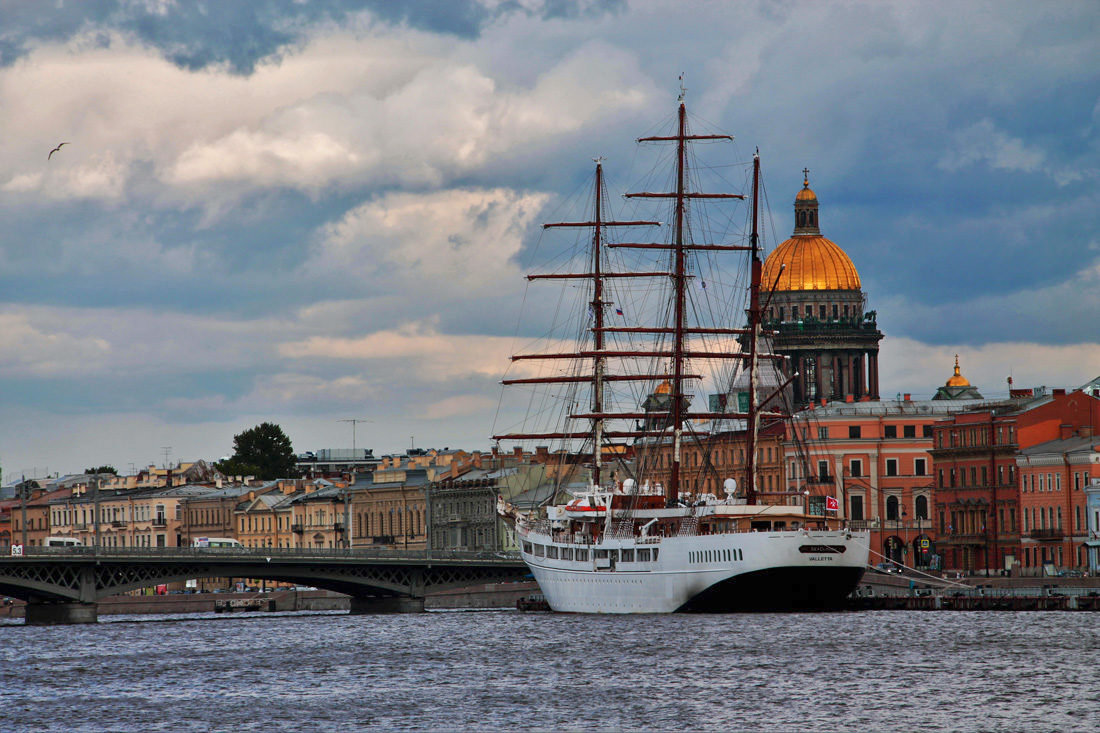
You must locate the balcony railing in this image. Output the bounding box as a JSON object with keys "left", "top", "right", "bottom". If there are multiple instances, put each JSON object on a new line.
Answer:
{"left": 152, "top": 518, "right": 167, "bottom": 528}
{"left": 1029, "top": 528, "right": 1064, "bottom": 541}
{"left": 333, "top": 522, "right": 345, "bottom": 533}
{"left": 111, "top": 520, "right": 127, "bottom": 528}
{"left": 291, "top": 523, "right": 304, "bottom": 534}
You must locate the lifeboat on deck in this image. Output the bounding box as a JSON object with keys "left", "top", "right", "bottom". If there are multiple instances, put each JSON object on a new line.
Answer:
{"left": 563, "top": 496, "right": 607, "bottom": 518}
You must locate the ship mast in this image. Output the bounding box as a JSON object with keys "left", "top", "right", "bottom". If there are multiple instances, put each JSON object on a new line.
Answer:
{"left": 624, "top": 97, "right": 745, "bottom": 505}
{"left": 744, "top": 153, "right": 762, "bottom": 506}
{"left": 495, "top": 93, "right": 789, "bottom": 501}
{"left": 493, "top": 161, "right": 662, "bottom": 476}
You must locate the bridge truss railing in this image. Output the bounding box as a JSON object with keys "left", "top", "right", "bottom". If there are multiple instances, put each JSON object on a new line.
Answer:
{"left": 15, "top": 546, "right": 521, "bottom": 563}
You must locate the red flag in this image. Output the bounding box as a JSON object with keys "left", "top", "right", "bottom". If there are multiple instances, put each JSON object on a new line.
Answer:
{"left": 825, "top": 496, "right": 839, "bottom": 512}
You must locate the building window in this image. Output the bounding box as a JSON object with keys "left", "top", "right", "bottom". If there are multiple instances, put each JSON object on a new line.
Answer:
{"left": 923, "top": 425, "right": 933, "bottom": 438}
{"left": 885, "top": 459, "right": 898, "bottom": 477}
{"left": 848, "top": 425, "right": 861, "bottom": 439}
{"left": 819, "top": 304, "right": 826, "bottom": 319}
{"left": 903, "top": 425, "right": 916, "bottom": 438}
{"left": 849, "top": 459, "right": 862, "bottom": 478}
{"left": 850, "top": 496, "right": 864, "bottom": 520}
{"left": 832, "top": 304, "right": 838, "bottom": 319}
{"left": 886, "top": 496, "right": 899, "bottom": 521}
{"left": 819, "top": 427, "right": 829, "bottom": 439}
{"left": 915, "top": 495, "right": 928, "bottom": 520}
{"left": 884, "top": 425, "right": 897, "bottom": 439}
{"left": 915, "top": 458, "right": 927, "bottom": 476}
{"left": 817, "top": 460, "right": 830, "bottom": 481}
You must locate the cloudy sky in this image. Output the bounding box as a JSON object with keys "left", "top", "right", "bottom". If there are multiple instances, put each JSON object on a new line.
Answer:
{"left": 1, "top": 0, "right": 1098, "bottom": 478}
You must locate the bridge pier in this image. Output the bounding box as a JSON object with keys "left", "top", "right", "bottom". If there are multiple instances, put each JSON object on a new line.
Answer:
{"left": 349, "top": 596, "right": 425, "bottom": 614}
{"left": 25, "top": 601, "right": 98, "bottom": 625}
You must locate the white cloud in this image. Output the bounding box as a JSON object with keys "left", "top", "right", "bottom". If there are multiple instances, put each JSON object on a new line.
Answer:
{"left": 880, "top": 337, "right": 1100, "bottom": 400}
{"left": 0, "top": 305, "right": 280, "bottom": 379}
{"left": 279, "top": 319, "right": 522, "bottom": 381}
{"left": 938, "top": 119, "right": 1046, "bottom": 174}
{"left": 0, "top": 28, "right": 651, "bottom": 206}
{"left": 309, "top": 186, "right": 547, "bottom": 293}
{"left": 0, "top": 313, "right": 111, "bottom": 377}
{"left": 237, "top": 373, "right": 379, "bottom": 409}
{"left": 876, "top": 258, "right": 1100, "bottom": 346}
{"left": 422, "top": 394, "right": 498, "bottom": 420}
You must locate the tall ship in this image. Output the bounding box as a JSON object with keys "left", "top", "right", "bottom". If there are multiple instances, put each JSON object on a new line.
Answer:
{"left": 494, "top": 87, "right": 869, "bottom": 613}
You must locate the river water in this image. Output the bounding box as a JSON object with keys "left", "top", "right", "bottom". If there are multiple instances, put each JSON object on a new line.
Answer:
{"left": 1, "top": 609, "right": 1096, "bottom": 731}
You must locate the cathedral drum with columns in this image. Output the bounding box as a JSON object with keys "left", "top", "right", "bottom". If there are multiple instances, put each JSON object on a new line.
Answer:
{"left": 761, "top": 172, "right": 883, "bottom": 407}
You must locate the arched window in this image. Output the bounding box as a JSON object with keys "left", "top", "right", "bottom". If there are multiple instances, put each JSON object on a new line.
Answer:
{"left": 886, "top": 496, "right": 899, "bottom": 521}
{"left": 915, "top": 495, "right": 928, "bottom": 520}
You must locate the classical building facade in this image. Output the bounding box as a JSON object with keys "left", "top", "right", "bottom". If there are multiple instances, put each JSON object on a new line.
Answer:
{"left": 760, "top": 173, "right": 883, "bottom": 407}
{"left": 1016, "top": 433, "right": 1100, "bottom": 573}
{"left": 793, "top": 393, "right": 996, "bottom": 569}
{"left": 931, "top": 388, "right": 1100, "bottom": 575}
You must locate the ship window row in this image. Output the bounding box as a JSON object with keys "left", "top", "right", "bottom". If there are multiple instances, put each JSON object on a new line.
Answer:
{"left": 526, "top": 542, "right": 658, "bottom": 562}
{"left": 690, "top": 548, "right": 743, "bottom": 563}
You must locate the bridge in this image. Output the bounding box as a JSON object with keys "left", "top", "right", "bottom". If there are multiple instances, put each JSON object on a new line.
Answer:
{"left": 0, "top": 547, "right": 528, "bottom": 624}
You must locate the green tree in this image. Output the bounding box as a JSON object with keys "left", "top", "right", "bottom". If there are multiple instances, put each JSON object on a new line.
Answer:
{"left": 84, "top": 466, "right": 118, "bottom": 475}
{"left": 216, "top": 422, "right": 297, "bottom": 480}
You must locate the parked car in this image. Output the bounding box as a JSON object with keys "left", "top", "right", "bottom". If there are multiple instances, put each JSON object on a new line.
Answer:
{"left": 874, "top": 562, "right": 902, "bottom": 574}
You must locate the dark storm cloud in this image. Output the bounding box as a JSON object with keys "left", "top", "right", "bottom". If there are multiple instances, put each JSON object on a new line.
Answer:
{"left": 0, "top": 1, "right": 625, "bottom": 72}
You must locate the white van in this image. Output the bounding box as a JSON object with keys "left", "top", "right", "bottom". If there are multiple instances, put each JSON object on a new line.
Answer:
{"left": 44, "top": 536, "right": 82, "bottom": 547}
{"left": 192, "top": 537, "right": 243, "bottom": 549}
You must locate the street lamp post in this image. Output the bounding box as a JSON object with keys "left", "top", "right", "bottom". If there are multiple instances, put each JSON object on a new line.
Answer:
{"left": 901, "top": 507, "right": 908, "bottom": 568}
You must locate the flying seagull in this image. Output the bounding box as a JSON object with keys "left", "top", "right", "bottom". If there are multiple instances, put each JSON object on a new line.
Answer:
{"left": 48, "top": 142, "right": 69, "bottom": 160}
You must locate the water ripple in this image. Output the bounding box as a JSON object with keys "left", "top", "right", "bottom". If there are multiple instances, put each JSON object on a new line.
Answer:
{"left": 0, "top": 610, "right": 1096, "bottom": 731}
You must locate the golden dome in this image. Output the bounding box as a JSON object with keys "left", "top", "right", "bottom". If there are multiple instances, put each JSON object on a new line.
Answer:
{"left": 945, "top": 355, "right": 971, "bottom": 387}
{"left": 762, "top": 235, "right": 862, "bottom": 291}
{"left": 655, "top": 380, "right": 672, "bottom": 395}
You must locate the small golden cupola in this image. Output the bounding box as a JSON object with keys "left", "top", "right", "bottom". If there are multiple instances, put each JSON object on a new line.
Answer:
{"left": 945, "top": 354, "right": 971, "bottom": 387}
{"left": 933, "top": 354, "right": 984, "bottom": 400}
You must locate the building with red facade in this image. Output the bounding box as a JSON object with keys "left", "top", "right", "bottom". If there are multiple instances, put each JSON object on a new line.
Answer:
{"left": 1016, "top": 422, "right": 1100, "bottom": 574}
{"left": 931, "top": 388, "right": 1100, "bottom": 575}
{"left": 929, "top": 402, "right": 1022, "bottom": 575}
{"left": 792, "top": 387, "right": 999, "bottom": 570}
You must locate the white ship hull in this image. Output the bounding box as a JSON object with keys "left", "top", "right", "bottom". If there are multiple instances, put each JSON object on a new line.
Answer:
{"left": 516, "top": 524, "right": 869, "bottom": 613}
